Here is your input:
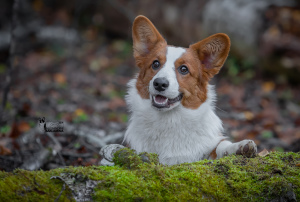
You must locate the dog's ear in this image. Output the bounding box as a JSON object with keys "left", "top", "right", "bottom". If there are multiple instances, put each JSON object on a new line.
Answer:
{"left": 190, "top": 33, "right": 230, "bottom": 79}
{"left": 132, "top": 15, "right": 166, "bottom": 58}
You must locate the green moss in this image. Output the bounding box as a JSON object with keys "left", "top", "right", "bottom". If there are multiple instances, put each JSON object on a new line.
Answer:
{"left": 0, "top": 152, "right": 299, "bottom": 201}
{"left": 113, "top": 148, "right": 159, "bottom": 169}
{"left": 0, "top": 169, "right": 74, "bottom": 201}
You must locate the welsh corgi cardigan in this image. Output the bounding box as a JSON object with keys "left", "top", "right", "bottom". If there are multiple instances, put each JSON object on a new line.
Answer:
{"left": 123, "top": 16, "right": 257, "bottom": 165}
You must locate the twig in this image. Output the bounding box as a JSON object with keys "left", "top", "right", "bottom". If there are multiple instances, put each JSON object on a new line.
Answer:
{"left": 61, "top": 151, "right": 94, "bottom": 158}
{"left": 54, "top": 183, "right": 66, "bottom": 202}
{"left": 1, "top": 0, "right": 19, "bottom": 125}
{"left": 62, "top": 122, "right": 124, "bottom": 147}
{"left": 46, "top": 132, "right": 66, "bottom": 166}
{"left": 20, "top": 148, "right": 52, "bottom": 170}
{"left": 79, "top": 137, "right": 100, "bottom": 153}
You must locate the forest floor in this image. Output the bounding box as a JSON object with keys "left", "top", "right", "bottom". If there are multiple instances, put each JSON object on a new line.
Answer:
{"left": 0, "top": 36, "right": 299, "bottom": 171}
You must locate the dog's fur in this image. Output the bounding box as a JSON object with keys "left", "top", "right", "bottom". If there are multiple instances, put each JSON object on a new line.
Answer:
{"left": 123, "top": 16, "right": 257, "bottom": 165}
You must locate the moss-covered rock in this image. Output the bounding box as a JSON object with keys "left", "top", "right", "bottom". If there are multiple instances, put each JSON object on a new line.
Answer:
{"left": 0, "top": 152, "right": 299, "bottom": 201}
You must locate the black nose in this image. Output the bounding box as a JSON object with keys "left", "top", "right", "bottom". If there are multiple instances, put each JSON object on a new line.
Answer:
{"left": 153, "top": 77, "right": 169, "bottom": 92}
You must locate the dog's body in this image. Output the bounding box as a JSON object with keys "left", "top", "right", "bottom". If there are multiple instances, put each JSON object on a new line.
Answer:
{"left": 123, "top": 16, "right": 257, "bottom": 165}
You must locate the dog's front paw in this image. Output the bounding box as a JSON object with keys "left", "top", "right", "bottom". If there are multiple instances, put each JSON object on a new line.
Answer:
{"left": 236, "top": 140, "right": 257, "bottom": 158}
{"left": 99, "top": 144, "right": 124, "bottom": 166}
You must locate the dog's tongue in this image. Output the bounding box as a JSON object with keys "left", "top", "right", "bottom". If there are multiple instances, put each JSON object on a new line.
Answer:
{"left": 155, "top": 95, "right": 167, "bottom": 103}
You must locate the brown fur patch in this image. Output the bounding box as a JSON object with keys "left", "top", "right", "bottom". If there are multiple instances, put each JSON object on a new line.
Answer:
{"left": 175, "top": 49, "right": 208, "bottom": 109}
{"left": 135, "top": 42, "right": 167, "bottom": 99}
{"left": 132, "top": 16, "right": 168, "bottom": 99}
{"left": 210, "top": 148, "right": 218, "bottom": 160}
{"left": 209, "top": 139, "right": 226, "bottom": 159}
{"left": 175, "top": 34, "right": 230, "bottom": 109}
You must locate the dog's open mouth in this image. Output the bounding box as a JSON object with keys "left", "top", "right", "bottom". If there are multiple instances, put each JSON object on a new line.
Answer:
{"left": 152, "top": 94, "right": 183, "bottom": 108}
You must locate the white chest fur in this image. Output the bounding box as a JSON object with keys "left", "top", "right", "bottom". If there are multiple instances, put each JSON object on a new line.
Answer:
{"left": 124, "top": 78, "right": 224, "bottom": 165}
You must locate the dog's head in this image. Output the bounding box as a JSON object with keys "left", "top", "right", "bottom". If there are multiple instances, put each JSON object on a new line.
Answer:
{"left": 132, "top": 16, "right": 230, "bottom": 111}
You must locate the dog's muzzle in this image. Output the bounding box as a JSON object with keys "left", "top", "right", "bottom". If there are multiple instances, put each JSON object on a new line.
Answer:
{"left": 152, "top": 94, "right": 183, "bottom": 109}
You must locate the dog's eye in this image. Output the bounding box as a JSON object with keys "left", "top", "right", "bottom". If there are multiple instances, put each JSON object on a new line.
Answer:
{"left": 178, "top": 65, "right": 189, "bottom": 75}
{"left": 152, "top": 60, "right": 160, "bottom": 70}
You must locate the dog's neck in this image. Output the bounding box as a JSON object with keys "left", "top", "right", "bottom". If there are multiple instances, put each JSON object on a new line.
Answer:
{"left": 124, "top": 78, "right": 224, "bottom": 165}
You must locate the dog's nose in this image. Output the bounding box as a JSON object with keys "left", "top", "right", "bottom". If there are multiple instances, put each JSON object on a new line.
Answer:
{"left": 153, "top": 77, "right": 169, "bottom": 92}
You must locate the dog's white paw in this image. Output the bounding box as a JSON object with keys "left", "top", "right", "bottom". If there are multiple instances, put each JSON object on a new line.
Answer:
{"left": 236, "top": 140, "right": 257, "bottom": 158}
{"left": 99, "top": 144, "right": 124, "bottom": 166}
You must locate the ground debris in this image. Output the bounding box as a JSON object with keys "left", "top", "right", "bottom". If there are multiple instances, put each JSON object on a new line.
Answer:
{"left": 51, "top": 173, "right": 101, "bottom": 202}
{"left": 258, "top": 148, "right": 269, "bottom": 157}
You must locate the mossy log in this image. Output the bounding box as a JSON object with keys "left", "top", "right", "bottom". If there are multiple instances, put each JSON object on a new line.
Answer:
{"left": 0, "top": 150, "right": 299, "bottom": 201}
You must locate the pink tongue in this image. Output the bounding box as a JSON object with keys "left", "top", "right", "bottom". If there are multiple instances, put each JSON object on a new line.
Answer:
{"left": 155, "top": 95, "right": 167, "bottom": 103}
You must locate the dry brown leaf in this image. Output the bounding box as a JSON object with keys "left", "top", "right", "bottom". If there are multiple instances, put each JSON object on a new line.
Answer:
{"left": 244, "top": 111, "right": 254, "bottom": 121}
{"left": 0, "top": 145, "right": 12, "bottom": 155}
{"left": 32, "top": 0, "right": 43, "bottom": 12}
{"left": 9, "top": 122, "right": 21, "bottom": 139}
{"left": 54, "top": 73, "right": 66, "bottom": 84}
{"left": 75, "top": 108, "right": 85, "bottom": 116}
{"left": 18, "top": 122, "right": 31, "bottom": 133}
{"left": 258, "top": 148, "right": 269, "bottom": 157}
{"left": 262, "top": 82, "right": 275, "bottom": 93}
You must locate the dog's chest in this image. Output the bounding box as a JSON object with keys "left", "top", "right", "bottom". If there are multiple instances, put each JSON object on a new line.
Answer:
{"left": 125, "top": 107, "right": 220, "bottom": 164}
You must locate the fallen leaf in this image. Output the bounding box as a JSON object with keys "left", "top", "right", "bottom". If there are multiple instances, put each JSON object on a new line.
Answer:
{"left": 262, "top": 82, "right": 275, "bottom": 93}
{"left": 54, "top": 73, "right": 66, "bottom": 84}
{"left": 84, "top": 158, "right": 98, "bottom": 166}
{"left": 0, "top": 145, "right": 12, "bottom": 155}
{"left": 75, "top": 108, "right": 85, "bottom": 116}
{"left": 89, "top": 59, "right": 101, "bottom": 72}
{"left": 258, "top": 148, "right": 269, "bottom": 157}
{"left": 9, "top": 122, "right": 21, "bottom": 139}
{"left": 244, "top": 111, "right": 254, "bottom": 121}
{"left": 32, "top": 0, "right": 43, "bottom": 12}
{"left": 18, "top": 121, "right": 31, "bottom": 133}
{"left": 18, "top": 102, "right": 31, "bottom": 116}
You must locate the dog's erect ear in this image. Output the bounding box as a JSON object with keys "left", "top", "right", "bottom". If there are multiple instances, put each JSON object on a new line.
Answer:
{"left": 190, "top": 33, "right": 230, "bottom": 78}
{"left": 132, "top": 15, "right": 166, "bottom": 58}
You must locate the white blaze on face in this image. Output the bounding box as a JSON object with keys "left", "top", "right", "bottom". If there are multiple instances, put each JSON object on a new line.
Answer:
{"left": 149, "top": 46, "right": 186, "bottom": 99}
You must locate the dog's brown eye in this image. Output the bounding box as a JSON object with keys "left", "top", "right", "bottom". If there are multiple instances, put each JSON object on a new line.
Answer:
{"left": 152, "top": 60, "right": 160, "bottom": 70}
{"left": 178, "top": 65, "right": 189, "bottom": 75}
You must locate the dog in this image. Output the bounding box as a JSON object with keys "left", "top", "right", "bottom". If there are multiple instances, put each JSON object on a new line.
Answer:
{"left": 121, "top": 15, "right": 257, "bottom": 165}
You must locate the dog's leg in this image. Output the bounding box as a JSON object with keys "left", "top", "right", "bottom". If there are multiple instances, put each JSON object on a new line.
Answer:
{"left": 215, "top": 140, "right": 257, "bottom": 158}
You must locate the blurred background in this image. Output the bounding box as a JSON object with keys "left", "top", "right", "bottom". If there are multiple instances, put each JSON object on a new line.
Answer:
{"left": 0, "top": 0, "right": 299, "bottom": 171}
